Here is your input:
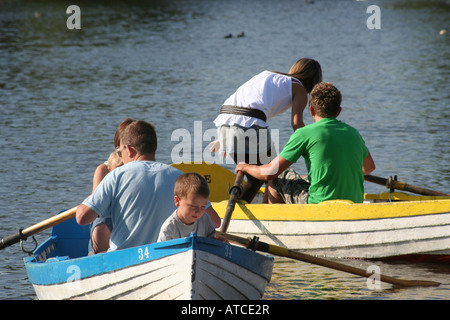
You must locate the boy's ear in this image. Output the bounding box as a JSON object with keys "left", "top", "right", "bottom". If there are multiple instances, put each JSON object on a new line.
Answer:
{"left": 336, "top": 106, "right": 342, "bottom": 117}
{"left": 174, "top": 195, "right": 181, "bottom": 207}
{"left": 309, "top": 104, "right": 315, "bottom": 116}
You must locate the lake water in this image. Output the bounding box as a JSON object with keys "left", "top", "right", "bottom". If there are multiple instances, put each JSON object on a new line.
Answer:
{"left": 0, "top": 0, "right": 449, "bottom": 300}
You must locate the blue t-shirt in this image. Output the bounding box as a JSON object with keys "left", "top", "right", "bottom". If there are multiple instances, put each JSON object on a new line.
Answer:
{"left": 83, "top": 161, "right": 182, "bottom": 251}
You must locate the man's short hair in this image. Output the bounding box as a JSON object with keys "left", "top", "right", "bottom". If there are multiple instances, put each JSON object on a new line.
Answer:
{"left": 121, "top": 120, "right": 157, "bottom": 155}
{"left": 310, "top": 82, "right": 342, "bottom": 118}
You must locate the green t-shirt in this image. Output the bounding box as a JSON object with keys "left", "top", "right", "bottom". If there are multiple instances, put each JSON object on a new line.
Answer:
{"left": 279, "top": 118, "right": 369, "bottom": 204}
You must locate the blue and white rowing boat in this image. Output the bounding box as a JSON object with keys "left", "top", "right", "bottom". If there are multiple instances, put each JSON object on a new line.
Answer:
{"left": 24, "top": 217, "right": 274, "bottom": 300}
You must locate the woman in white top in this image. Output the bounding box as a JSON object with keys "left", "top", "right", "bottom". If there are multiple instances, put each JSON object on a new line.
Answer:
{"left": 212, "top": 58, "right": 322, "bottom": 203}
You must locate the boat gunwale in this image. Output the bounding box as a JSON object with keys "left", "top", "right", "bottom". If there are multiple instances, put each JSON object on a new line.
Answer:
{"left": 212, "top": 198, "right": 450, "bottom": 222}
{"left": 24, "top": 234, "right": 274, "bottom": 286}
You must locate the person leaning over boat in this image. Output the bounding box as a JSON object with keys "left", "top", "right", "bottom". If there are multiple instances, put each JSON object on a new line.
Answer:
{"left": 235, "top": 82, "right": 376, "bottom": 204}
{"left": 210, "top": 58, "right": 322, "bottom": 203}
{"left": 157, "top": 173, "right": 215, "bottom": 242}
{"left": 76, "top": 120, "right": 220, "bottom": 252}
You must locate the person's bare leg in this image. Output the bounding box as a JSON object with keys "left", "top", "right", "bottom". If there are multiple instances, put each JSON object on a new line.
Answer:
{"left": 267, "top": 184, "right": 285, "bottom": 204}
{"left": 91, "top": 223, "right": 111, "bottom": 254}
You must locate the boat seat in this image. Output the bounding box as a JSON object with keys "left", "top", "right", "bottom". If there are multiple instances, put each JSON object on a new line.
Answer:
{"left": 51, "top": 215, "right": 90, "bottom": 259}
{"left": 171, "top": 162, "right": 239, "bottom": 202}
{"left": 45, "top": 256, "right": 70, "bottom": 263}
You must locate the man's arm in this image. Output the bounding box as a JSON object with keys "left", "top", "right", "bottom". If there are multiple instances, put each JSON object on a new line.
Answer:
{"left": 235, "top": 156, "right": 293, "bottom": 181}
{"left": 76, "top": 203, "right": 99, "bottom": 225}
{"left": 362, "top": 152, "right": 376, "bottom": 175}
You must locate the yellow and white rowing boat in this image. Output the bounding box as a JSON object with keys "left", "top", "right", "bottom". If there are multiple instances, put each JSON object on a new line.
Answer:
{"left": 172, "top": 162, "right": 450, "bottom": 263}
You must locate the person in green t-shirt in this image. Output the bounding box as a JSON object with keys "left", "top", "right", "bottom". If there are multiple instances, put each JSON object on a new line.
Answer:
{"left": 235, "top": 82, "right": 376, "bottom": 204}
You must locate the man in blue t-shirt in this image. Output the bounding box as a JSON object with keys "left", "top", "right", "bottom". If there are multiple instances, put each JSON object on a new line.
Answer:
{"left": 76, "top": 120, "right": 183, "bottom": 251}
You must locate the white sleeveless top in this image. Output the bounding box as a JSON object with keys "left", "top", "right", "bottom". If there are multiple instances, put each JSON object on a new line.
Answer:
{"left": 214, "top": 71, "right": 303, "bottom": 128}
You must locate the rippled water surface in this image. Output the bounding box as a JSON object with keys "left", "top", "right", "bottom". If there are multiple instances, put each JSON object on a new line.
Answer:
{"left": 1, "top": 0, "right": 449, "bottom": 300}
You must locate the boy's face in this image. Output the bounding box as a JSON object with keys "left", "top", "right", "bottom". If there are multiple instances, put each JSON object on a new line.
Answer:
{"left": 175, "top": 193, "right": 208, "bottom": 225}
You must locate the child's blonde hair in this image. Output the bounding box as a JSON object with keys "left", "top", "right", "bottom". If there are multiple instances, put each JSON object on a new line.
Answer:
{"left": 174, "top": 173, "right": 210, "bottom": 199}
{"left": 108, "top": 150, "right": 123, "bottom": 170}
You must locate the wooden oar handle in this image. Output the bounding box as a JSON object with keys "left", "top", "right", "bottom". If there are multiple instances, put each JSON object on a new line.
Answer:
{"left": 364, "top": 175, "right": 449, "bottom": 196}
{"left": 0, "top": 230, "right": 27, "bottom": 250}
{"left": 235, "top": 170, "right": 245, "bottom": 185}
{"left": 0, "top": 207, "right": 77, "bottom": 250}
{"left": 219, "top": 171, "right": 244, "bottom": 233}
{"left": 216, "top": 231, "right": 441, "bottom": 288}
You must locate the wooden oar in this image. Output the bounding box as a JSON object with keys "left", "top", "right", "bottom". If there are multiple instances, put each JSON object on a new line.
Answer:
{"left": 364, "top": 175, "right": 449, "bottom": 196}
{"left": 217, "top": 231, "right": 441, "bottom": 288}
{"left": 0, "top": 207, "right": 77, "bottom": 250}
{"left": 219, "top": 171, "right": 245, "bottom": 233}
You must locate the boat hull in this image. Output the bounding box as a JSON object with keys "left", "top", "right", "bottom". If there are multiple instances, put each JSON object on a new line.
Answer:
{"left": 24, "top": 219, "right": 273, "bottom": 300}
{"left": 212, "top": 195, "right": 450, "bottom": 262}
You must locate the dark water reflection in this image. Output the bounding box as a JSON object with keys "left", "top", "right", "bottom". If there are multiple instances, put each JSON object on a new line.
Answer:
{"left": 265, "top": 257, "right": 450, "bottom": 300}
